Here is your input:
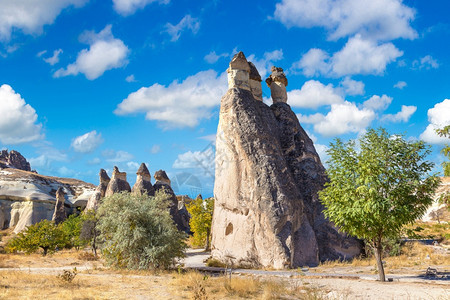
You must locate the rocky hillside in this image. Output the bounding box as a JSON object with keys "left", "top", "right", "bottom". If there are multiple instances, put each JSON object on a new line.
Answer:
{"left": 0, "top": 151, "right": 95, "bottom": 233}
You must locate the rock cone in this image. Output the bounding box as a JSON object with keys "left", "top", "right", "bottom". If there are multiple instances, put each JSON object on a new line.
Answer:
{"left": 105, "top": 166, "right": 131, "bottom": 197}
{"left": 86, "top": 169, "right": 110, "bottom": 210}
{"left": 52, "top": 187, "right": 67, "bottom": 225}
{"left": 211, "top": 52, "right": 363, "bottom": 269}
{"left": 132, "top": 163, "right": 155, "bottom": 196}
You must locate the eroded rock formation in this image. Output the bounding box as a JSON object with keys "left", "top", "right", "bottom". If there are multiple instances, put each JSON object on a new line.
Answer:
{"left": 86, "top": 169, "right": 110, "bottom": 211}
{"left": 105, "top": 166, "right": 131, "bottom": 197}
{"left": 211, "top": 52, "right": 362, "bottom": 269}
{"left": 52, "top": 187, "right": 67, "bottom": 225}
{"left": 132, "top": 163, "right": 155, "bottom": 196}
{"left": 0, "top": 150, "right": 31, "bottom": 171}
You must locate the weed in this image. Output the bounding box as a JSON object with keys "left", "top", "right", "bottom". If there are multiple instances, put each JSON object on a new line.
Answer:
{"left": 56, "top": 268, "right": 77, "bottom": 283}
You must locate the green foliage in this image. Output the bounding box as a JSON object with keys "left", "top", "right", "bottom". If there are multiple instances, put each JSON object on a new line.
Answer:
{"left": 319, "top": 128, "right": 440, "bottom": 281}
{"left": 186, "top": 197, "right": 214, "bottom": 250}
{"left": 60, "top": 214, "right": 85, "bottom": 249}
{"left": 7, "top": 219, "right": 66, "bottom": 255}
{"left": 79, "top": 209, "right": 100, "bottom": 255}
{"left": 97, "top": 191, "right": 187, "bottom": 270}
{"left": 436, "top": 125, "right": 450, "bottom": 176}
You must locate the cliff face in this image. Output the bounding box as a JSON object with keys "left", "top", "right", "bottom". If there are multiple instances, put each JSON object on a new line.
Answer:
{"left": 211, "top": 52, "right": 362, "bottom": 268}
{"left": 0, "top": 167, "right": 95, "bottom": 233}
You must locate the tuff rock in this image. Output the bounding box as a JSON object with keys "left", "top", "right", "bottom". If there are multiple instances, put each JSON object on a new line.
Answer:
{"left": 132, "top": 163, "right": 155, "bottom": 196}
{"left": 52, "top": 187, "right": 67, "bottom": 225}
{"left": 0, "top": 150, "right": 31, "bottom": 172}
{"left": 211, "top": 53, "right": 363, "bottom": 269}
{"left": 86, "top": 169, "right": 110, "bottom": 211}
{"left": 105, "top": 166, "right": 131, "bottom": 197}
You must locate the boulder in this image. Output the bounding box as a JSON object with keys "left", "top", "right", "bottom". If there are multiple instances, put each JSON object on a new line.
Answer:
{"left": 86, "top": 169, "right": 110, "bottom": 211}
{"left": 132, "top": 163, "right": 155, "bottom": 196}
{"left": 52, "top": 187, "right": 67, "bottom": 225}
{"left": 105, "top": 166, "right": 131, "bottom": 197}
{"left": 211, "top": 53, "right": 363, "bottom": 269}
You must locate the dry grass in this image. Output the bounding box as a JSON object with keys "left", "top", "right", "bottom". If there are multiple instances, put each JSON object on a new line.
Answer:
{"left": 171, "top": 271, "right": 328, "bottom": 299}
{"left": 0, "top": 249, "right": 97, "bottom": 268}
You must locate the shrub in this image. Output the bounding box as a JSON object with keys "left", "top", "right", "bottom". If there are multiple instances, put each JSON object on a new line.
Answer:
{"left": 186, "top": 197, "right": 214, "bottom": 250}
{"left": 97, "top": 191, "right": 187, "bottom": 270}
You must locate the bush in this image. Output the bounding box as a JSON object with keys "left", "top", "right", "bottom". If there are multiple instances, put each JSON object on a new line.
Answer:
{"left": 6, "top": 219, "right": 66, "bottom": 255}
{"left": 186, "top": 197, "right": 214, "bottom": 250}
{"left": 60, "top": 214, "right": 86, "bottom": 249}
{"left": 97, "top": 191, "right": 187, "bottom": 270}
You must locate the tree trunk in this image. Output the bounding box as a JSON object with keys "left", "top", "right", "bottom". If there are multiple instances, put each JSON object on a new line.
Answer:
{"left": 205, "top": 228, "right": 211, "bottom": 251}
{"left": 374, "top": 243, "right": 386, "bottom": 282}
{"left": 43, "top": 247, "right": 48, "bottom": 256}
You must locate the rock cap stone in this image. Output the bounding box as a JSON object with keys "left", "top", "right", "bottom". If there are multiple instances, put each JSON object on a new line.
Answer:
{"left": 154, "top": 170, "right": 171, "bottom": 186}
{"left": 265, "top": 66, "right": 288, "bottom": 87}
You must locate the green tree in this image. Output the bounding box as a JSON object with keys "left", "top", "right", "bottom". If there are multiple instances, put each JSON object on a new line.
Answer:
{"left": 436, "top": 125, "right": 450, "bottom": 176}
{"left": 60, "top": 214, "right": 85, "bottom": 249}
{"left": 97, "top": 191, "right": 187, "bottom": 270}
{"left": 319, "top": 128, "right": 440, "bottom": 282}
{"left": 80, "top": 209, "right": 100, "bottom": 256}
{"left": 7, "top": 219, "right": 66, "bottom": 255}
{"left": 186, "top": 197, "right": 214, "bottom": 250}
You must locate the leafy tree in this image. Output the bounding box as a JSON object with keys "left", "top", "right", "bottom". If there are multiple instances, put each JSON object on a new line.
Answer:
{"left": 319, "top": 128, "right": 440, "bottom": 282}
{"left": 186, "top": 197, "right": 214, "bottom": 250}
{"left": 80, "top": 209, "right": 100, "bottom": 256}
{"left": 436, "top": 125, "right": 450, "bottom": 177}
{"left": 60, "top": 214, "right": 85, "bottom": 249}
{"left": 7, "top": 219, "right": 66, "bottom": 255}
{"left": 97, "top": 191, "right": 187, "bottom": 270}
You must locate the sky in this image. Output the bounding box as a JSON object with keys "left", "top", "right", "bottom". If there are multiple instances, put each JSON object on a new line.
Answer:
{"left": 0, "top": 0, "right": 449, "bottom": 198}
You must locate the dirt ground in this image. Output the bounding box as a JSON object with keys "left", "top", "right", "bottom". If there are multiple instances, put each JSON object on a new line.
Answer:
{"left": 0, "top": 249, "right": 448, "bottom": 299}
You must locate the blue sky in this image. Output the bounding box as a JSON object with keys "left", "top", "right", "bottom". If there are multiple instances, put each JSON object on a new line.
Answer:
{"left": 0, "top": 0, "right": 449, "bottom": 198}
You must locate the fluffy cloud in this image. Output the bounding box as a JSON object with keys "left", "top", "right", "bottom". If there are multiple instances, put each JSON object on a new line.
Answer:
{"left": 29, "top": 146, "right": 68, "bottom": 168}
{"left": 412, "top": 55, "right": 439, "bottom": 70}
{"left": 54, "top": 25, "right": 129, "bottom": 80}
{"left": 292, "top": 35, "right": 403, "bottom": 77}
{"left": 340, "top": 77, "right": 365, "bottom": 96}
{"left": 0, "top": 84, "right": 43, "bottom": 144}
{"left": 394, "top": 81, "right": 407, "bottom": 89}
{"left": 363, "top": 95, "right": 392, "bottom": 111}
{"left": 420, "top": 99, "right": 450, "bottom": 144}
{"left": 173, "top": 147, "right": 215, "bottom": 177}
{"left": 113, "top": 0, "right": 169, "bottom": 16}
{"left": 165, "top": 15, "right": 200, "bottom": 42}
{"left": 247, "top": 49, "right": 284, "bottom": 78}
{"left": 125, "top": 74, "right": 136, "bottom": 82}
{"left": 71, "top": 130, "right": 104, "bottom": 153}
{"left": 302, "top": 101, "right": 376, "bottom": 136}
{"left": 43, "top": 49, "right": 63, "bottom": 65}
{"left": 381, "top": 105, "right": 416, "bottom": 123}
{"left": 115, "top": 70, "right": 227, "bottom": 128}
{"left": 273, "top": 0, "right": 417, "bottom": 41}
{"left": 204, "top": 51, "right": 229, "bottom": 64}
{"left": 103, "top": 149, "right": 134, "bottom": 162}
{"left": 288, "top": 80, "right": 343, "bottom": 109}
{"left": 0, "top": 0, "right": 87, "bottom": 41}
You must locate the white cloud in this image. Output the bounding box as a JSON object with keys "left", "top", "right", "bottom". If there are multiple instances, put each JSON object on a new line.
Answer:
{"left": 165, "top": 15, "right": 200, "bottom": 42}
{"left": 112, "top": 0, "right": 169, "bottom": 16}
{"left": 412, "top": 55, "right": 439, "bottom": 70}
{"left": 115, "top": 70, "right": 227, "bottom": 129}
{"left": 54, "top": 25, "right": 129, "bottom": 80}
{"left": 204, "top": 51, "right": 229, "bottom": 64}
{"left": 0, "top": 0, "right": 88, "bottom": 41}
{"left": 291, "top": 35, "right": 402, "bottom": 77}
{"left": 394, "top": 81, "right": 407, "bottom": 89}
{"left": 313, "top": 101, "right": 376, "bottom": 136}
{"left": 103, "top": 150, "right": 134, "bottom": 163}
{"left": 288, "top": 80, "right": 344, "bottom": 109}
{"left": 150, "top": 144, "right": 161, "bottom": 154}
{"left": 363, "top": 95, "right": 392, "bottom": 111}
{"left": 125, "top": 74, "right": 136, "bottom": 82}
{"left": 420, "top": 99, "right": 450, "bottom": 144}
{"left": 291, "top": 48, "right": 330, "bottom": 77}
{"left": 173, "top": 147, "right": 215, "bottom": 171}
{"left": 273, "top": 0, "right": 417, "bottom": 41}
{"left": 331, "top": 35, "right": 403, "bottom": 76}
{"left": 247, "top": 49, "right": 284, "bottom": 78}
{"left": 381, "top": 105, "right": 416, "bottom": 123}
{"left": 0, "top": 84, "right": 43, "bottom": 144}
{"left": 340, "top": 77, "right": 364, "bottom": 96}
{"left": 43, "top": 49, "right": 63, "bottom": 65}
{"left": 29, "top": 146, "right": 68, "bottom": 168}
{"left": 71, "top": 130, "right": 104, "bottom": 153}
{"left": 297, "top": 113, "right": 325, "bottom": 124}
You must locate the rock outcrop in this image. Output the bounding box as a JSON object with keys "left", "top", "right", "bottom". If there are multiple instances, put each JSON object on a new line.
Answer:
{"left": 0, "top": 168, "right": 95, "bottom": 233}
{"left": 52, "top": 187, "right": 67, "bottom": 225}
{"left": 86, "top": 169, "right": 110, "bottom": 211}
{"left": 132, "top": 163, "right": 155, "bottom": 196}
{"left": 105, "top": 166, "right": 131, "bottom": 197}
{"left": 211, "top": 52, "right": 362, "bottom": 269}
{"left": 153, "top": 170, "right": 189, "bottom": 232}
{"left": 0, "top": 150, "right": 31, "bottom": 171}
